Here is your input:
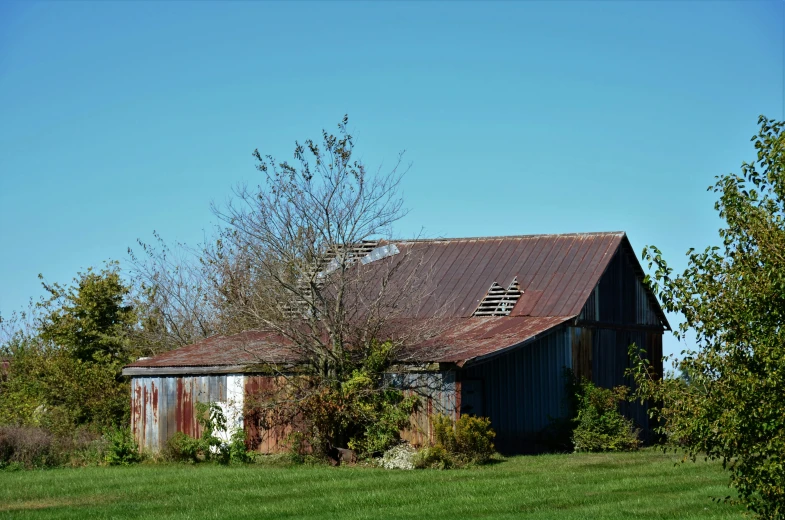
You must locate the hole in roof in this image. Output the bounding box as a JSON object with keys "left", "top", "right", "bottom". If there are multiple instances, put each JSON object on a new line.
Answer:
{"left": 361, "top": 244, "right": 400, "bottom": 265}
{"left": 472, "top": 277, "right": 522, "bottom": 317}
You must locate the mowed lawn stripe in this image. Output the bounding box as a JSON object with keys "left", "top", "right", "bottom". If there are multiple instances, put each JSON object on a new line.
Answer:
{"left": 0, "top": 450, "right": 742, "bottom": 519}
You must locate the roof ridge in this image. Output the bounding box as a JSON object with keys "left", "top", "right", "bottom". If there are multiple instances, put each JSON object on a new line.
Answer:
{"left": 387, "top": 231, "right": 626, "bottom": 243}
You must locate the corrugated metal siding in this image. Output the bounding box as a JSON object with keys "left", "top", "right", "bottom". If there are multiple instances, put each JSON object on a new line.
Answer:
{"left": 461, "top": 326, "right": 573, "bottom": 453}
{"left": 130, "top": 375, "right": 228, "bottom": 452}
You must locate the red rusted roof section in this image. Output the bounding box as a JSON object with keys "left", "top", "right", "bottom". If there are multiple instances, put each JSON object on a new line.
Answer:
{"left": 127, "top": 316, "right": 571, "bottom": 368}
{"left": 126, "top": 232, "right": 625, "bottom": 369}
{"left": 403, "top": 315, "right": 573, "bottom": 364}
{"left": 393, "top": 231, "right": 624, "bottom": 318}
{"left": 127, "top": 330, "right": 297, "bottom": 368}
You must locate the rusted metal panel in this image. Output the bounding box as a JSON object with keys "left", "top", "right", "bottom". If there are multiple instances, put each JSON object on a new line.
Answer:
{"left": 130, "top": 375, "right": 228, "bottom": 452}
{"left": 407, "top": 315, "right": 573, "bottom": 363}
{"left": 244, "top": 375, "right": 293, "bottom": 454}
{"left": 124, "top": 232, "right": 661, "bottom": 370}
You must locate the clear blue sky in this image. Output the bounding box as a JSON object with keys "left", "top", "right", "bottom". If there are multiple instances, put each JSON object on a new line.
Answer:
{"left": 1, "top": 1, "right": 783, "bottom": 361}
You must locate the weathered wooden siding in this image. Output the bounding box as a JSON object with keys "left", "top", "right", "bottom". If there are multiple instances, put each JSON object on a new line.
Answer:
{"left": 243, "top": 375, "right": 293, "bottom": 454}
{"left": 590, "top": 328, "right": 662, "bottom": 434}
{"left": 571, "top": 241, "right": 665, "bottom": 437}
{"left": 580, "top": 243, "right": 662, "bottom": 327}
{"left": 398, "top": 371, "right": 458, "bottom": 447}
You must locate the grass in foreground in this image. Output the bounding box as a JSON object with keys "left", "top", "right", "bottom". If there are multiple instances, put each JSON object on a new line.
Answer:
{"left": 0, "top": 449, "right": 742, "bottom": 519}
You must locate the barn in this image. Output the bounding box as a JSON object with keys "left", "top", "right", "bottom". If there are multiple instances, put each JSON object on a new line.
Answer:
{"left": 122, "top": 231, "right": 668, "bottom": 454}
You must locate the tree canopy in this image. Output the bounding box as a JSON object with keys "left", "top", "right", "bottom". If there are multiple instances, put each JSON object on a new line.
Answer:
{"left": 631, "top": 115, "right": 785, "bottom": 519}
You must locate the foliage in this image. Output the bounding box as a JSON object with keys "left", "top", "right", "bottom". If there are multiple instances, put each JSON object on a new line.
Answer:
{"left": 413, "top": 444, "right": 455, "bottom": 470}
{"left": 0, "top": 427, "right": 61, "bottom": 469}
{"left": 164, "top": 432, "right": 202, "bottom": 463}
{"left": 0, "top": 263, "right": 135, "bottom": 433}
{"left": 571, "top": 379, "right": 640, "bottom": 453}
{"left": 105, "top": 428, "right": 141, "bottom": 466}
{"left": 0, "top": 341, "right": 130, "bottom": 435}
{"left": 282, "top": 431, "right": 309, "bottom": 464}
{"left": 164, "top": 402, "right": 251, "bottom": 465}
{"left": 377, "top": 443, "right": 416, "bottom": 470}
{"left": 0, "top": 426, "right": 109, "bottom": 469}
{"left": 37, "top": 262, "right": 136, "bottom": 364}
{"left": 425, "top": 414, "right": 496, "bottom": 467}
{"left": 255, "top": 342, "right": 420, "bottom": 460}
{"left": 632, "top": 115, "right": 785, "bottom": 519}
{"left": 228, "top": 428, "right": 255, "bottom": 464}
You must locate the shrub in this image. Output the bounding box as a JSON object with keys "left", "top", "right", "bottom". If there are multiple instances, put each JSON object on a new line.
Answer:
{"left": 164, "top": 431, "right": 202, "bottom": 463}
{"left": 572, "top": 381, "right": 640, "bottom": 453}
{"left": 424, "top": 414, "right": 496, "bottom": 467}
{"left": 413, "top": 445, "right": 455, "bottom": 470}
{"left": 283, "top": 431, "right": 309, "bottom": 464}
{"left": 0, "top": 427, "right": 61, "bottom": 469}
{"left": 163, "top": 402, "right": 254, "bottom": 464}
{"left": 377, "top": 443, "right": 416, "bottom": 470}
{"left": 454, "top": 415, "right": 495, "bottom": 463}
{"left": 104, "top": 428, "right": 141, "bottom": 466}
{"left": 228, "top": 428, "right": 255, "bottom": 464}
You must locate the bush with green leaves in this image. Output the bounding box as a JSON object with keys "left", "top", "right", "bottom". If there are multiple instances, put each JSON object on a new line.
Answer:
{"left": 571, "top": 380, "right": 640, "bottom": 453}
{"left": 105, "top": 428, "right": 141, "bottom": 466}
{"left": 413, "top": 444, "right": 454, "bottom": 470}
{"left": 164, "top": 402, "right": 228, "bottom": 463}
{"left": 422, "top": 414, "right": 496, "bottom": 468}
{"left": 256, "top": 342, "right": 421, "bottom": 462}
{"left": 164, "top": 402, "right": 253, "bottom": 464}
{"left": 0, "top": 263, "right": 136, "bottom": 435}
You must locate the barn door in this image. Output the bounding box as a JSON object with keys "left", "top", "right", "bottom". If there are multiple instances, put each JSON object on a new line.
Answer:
{"left": 460, "top": 380, "right": 484, "bottom": 417}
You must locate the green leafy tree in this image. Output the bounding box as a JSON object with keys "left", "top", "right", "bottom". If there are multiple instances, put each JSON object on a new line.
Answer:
{"left": 631, "top": 116, "right": 785, "bottom": 519}
{"left": 0, "top": 262, "right": 137, "bottom": 432}
{"left": 39, "top": 262, "right": 136, "bottom": 364}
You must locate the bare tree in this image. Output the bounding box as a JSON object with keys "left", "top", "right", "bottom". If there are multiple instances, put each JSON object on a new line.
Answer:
{"left": 127, "top": 232, "right": 222, "bottom": 356}
{"left": 209, "top": 115, "right": 447, "bottom": 380}
{"left": 128, "top": 117, "right": 452, "bottom": 456}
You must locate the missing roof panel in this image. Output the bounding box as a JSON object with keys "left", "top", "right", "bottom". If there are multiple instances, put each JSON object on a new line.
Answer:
{"left": 472, "top": 277, "right": 522, "bottom": 317}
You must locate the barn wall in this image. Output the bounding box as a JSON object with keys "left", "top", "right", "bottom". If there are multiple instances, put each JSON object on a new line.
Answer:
{"left": 580, "top": 243, "right": 662, "bottom": 327}
{"left": 243, "top": 375, "right": 292, "bottom": 454}
{"left": 130, "top": 374, "right": 244, "bottom": 453}
{"left": 398, "top": 371, "right": 458, "bottom": 447}
{"left": 461, "top": 326, "right": 573, "bottom": 453}
{"left": 131, "top": 372, "right": 459, "bottom": 454}
{"left": 572, "top": 243, "right": 665, "bottom": 437}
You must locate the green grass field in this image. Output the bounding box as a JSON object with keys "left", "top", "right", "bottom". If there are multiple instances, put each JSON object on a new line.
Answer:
{"left": 0, "top": 449, "right": 742, "bottom": 519}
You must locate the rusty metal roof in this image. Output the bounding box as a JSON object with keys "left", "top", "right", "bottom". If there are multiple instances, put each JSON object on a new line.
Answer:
{"left": 128, "top": 330, "right": 296, "bottom": 368}
{"left": 392, "top": 231, "right": 624, "bottom": 318}
{"left": 404, "top": 315, "right": 573, "bottom": 364}
{"left": 126, "top": 231, "right": 630, "bottom": 370}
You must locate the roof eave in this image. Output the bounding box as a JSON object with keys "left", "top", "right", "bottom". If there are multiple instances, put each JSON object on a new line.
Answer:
{"left": 456, "top": 317, "right": 574, "bottom": 368}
